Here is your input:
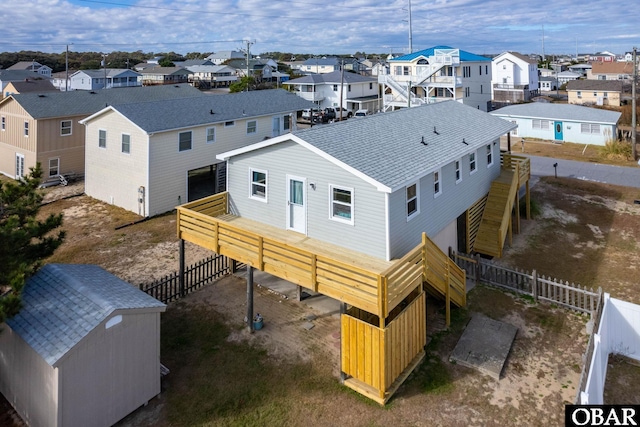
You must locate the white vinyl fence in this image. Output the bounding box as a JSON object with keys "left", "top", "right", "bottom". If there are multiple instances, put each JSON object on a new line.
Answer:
{"left": 578, "top": 295, "right": 640, "bottom": 404}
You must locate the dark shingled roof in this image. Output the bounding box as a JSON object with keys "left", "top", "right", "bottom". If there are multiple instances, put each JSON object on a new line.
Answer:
{"left": 3, "top": 84, "right": 204, "bottom": 119}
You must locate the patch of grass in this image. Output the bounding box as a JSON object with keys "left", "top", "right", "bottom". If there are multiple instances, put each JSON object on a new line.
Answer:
{"left": 519, "top": 196, "right": 541, "bottom": 218}
{"left": 159, "top": 305, "right": 341, "bottom": 426}
{"left": 599, "top": 139, "right": 633, "bottom": 161}
{"left": 415, "top": 353, "right": 455, "bottom": 395}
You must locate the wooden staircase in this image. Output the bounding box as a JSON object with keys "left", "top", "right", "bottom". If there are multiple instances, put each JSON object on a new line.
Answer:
{"left": 473, "top": 168, "right": 519, "bottom": 258}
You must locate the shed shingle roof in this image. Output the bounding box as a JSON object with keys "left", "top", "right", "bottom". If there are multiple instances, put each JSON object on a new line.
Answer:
{"left": 5, "top": 264, "right": 166, "bottom": 366}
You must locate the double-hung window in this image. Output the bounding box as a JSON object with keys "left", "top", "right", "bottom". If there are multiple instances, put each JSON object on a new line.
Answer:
{"left": 61, "top": 120, "right": 72, "bottom": 136}
{"left": 434, "top": 169, "right": 442, "bottom": 197}
{"left": 330, "top": 185, "right": 353, "bottom": 224}
{"left": 247, "top": 120, "right": 257, "bottom": 134}
{"left": 206, "top": 127, "right": 215, "bottom": 144}
{"left": 455, "top": 159, "right": 462, "bottom": 184}
{"left": 121, "top": 134, "right": 131, "bottom": 154}
{"left": 406, "top": 182, "right": 419, "bottom": 220}
{"left": 284, "top": 115, "right": 291, "bottom": 131}
{"left": 178, "top": 131, "right": 192, "bottom": 151}
{"left": 98, "top": 129, "right": 107, "bottom": 148}
{"left": 48, "top": 158, "right": 59, "bottom": 177}
{"left": 486, "top": 144, "right": 493, "bottom": 167}
{"left": 250, "top": 169, "right": 267, "bottom": 201}
{"left": 1, "top": 116, "right": 6, "bottom": 131}
{"left": 24, "top": 121, "right": 29, "bottom": 137}
{"left": 470, "top": 152, "right": 477, "bottom": 173}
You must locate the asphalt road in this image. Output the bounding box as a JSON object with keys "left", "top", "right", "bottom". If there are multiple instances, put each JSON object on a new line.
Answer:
{"left": 526, "top": 155, "right": 640, "bottom": 189}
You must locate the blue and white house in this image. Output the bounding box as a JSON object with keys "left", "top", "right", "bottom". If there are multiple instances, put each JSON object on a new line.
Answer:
{"left": 65, "top": 69, "right": 142, "bottom": 91}
{"left": 491, "top": 103, "right": 621, "bottom": 146}
{"left": 378, "top": 46, "right": 493, "bottom": 112}
{"left": 216, "top": 101, "right": 515, "bottom": 259}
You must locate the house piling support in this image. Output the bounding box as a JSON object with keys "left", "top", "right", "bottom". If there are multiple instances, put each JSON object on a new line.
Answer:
{"left": 247, "top": 264, "right": 254, "bottom": 333}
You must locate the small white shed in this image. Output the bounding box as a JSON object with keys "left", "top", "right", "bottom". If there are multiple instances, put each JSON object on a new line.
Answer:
{"left": 0, "top": 264, "right": 166, "bottom": 427}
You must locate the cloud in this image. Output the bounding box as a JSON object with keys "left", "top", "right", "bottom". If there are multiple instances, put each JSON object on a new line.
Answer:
{"left": 1, "top": 0, "right": 638, "bottom": 55}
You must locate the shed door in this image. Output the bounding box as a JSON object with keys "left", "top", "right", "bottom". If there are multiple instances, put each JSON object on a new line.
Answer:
{"left": 554, "top": 121, "right": 563, "bottom": 141}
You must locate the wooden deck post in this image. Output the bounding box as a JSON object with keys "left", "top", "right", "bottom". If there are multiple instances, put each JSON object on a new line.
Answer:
{"left": 179, "top": 239, "right": 185, "bottom": 298}
{"left": 247, "top": 264, "right": 254, "bottom": 333}
{"left": 339, "top": 302, "right": 346, "bottom": 382}
{"left": 515, "top": 191, "right": 521, "bottom": 234}
{"left": 445, "top": 261, "right": 451, "bottom": 327}
{"left": 526, "top": 180, "right": 531, "bottom": 220}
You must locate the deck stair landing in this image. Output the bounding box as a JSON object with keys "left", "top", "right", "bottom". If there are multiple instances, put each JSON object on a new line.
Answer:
{"left": 473, "top": 168, "right": 518, "bottom": 258}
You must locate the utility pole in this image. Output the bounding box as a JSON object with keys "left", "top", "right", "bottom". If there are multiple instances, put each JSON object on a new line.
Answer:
{"left": 541, "top": 24, "right": 545, "bottom": 63}
{"left": 408, "top": 0, "right": 413, "bottom": 54}
{"left": 102, "top": 53, "right": 107, "bottom": 89}
{"left": 65, "top": 44, "right": 69, "bottom": 92}
{"left": 242, "top": 39, "right": 254, "bottom": 92}
{"left": 633, "top": 47, "right": 637, "bottom": 161}
{"left": 339, "top": 59, "right": 345, "bottom": 121}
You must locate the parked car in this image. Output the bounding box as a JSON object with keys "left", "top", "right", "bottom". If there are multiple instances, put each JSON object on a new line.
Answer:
{"left": 312, "top": 108, "right": 335, "bottom": 124}
{"left": 354, "top": 109, "right": 370, "bottom": 117}
{"left": 301, "top": 108, "right": 320, "bottom": 121}
{"left": 325, "top": 106, "right": 352, "bottom": 120}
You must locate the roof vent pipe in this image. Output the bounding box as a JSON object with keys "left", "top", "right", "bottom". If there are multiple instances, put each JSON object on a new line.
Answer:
{"left": 421, "top": 136, "right": 427, "bottom": 145}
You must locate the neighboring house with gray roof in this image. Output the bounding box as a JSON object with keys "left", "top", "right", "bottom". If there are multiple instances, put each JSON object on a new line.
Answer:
{"left": 491, "top": 103, "right": 621, "bottom": 145}
{"left": 139, "top": 66, "right": 192, "bottom": 86}
{"left": 0, "top": 84, "right": 204, "bottom": 180}
{"left": 3, "top": 78, "right": 57, "bottom": 97}
{"left": 0, "top": 69, "right": 49, "bottom": 95}
{"left": 80, "top": 89, "right": 316, "bottom": 216}
{"left": 66, "top": 69, "right": 142, "bottom": 91}
{"left": 205, "top": 50, "right": 246, "bottom": 65}
{"left": 566, "top": 79, "right": 629, "bottom": 107}
{"left": 185, "top": 64, "right": 238, "bottom": 88}
{"left": 284, "top": 70, "right": 380, "bottom": 113}
{"left": 0, "top": 264, "right": 166, "bottom": 427}
{"left": 7, "top": 61, "right": 52, "bottom": 78}
{"left": 215, "top": 100, "right": 515, "bottom": 259}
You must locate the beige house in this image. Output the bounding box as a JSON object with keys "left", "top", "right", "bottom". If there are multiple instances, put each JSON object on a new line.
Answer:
{"left": 0, "top": 84, "right": 204, "bottom": 180}
{"left": 566, "top": 80, "right": 628, "bottom": 107}
{"left": 0, "top": 264, "right": 166, "bottom": 427}
{"left": 587, "top": 61, "right": 634, "bottom": 80}
{"left": 80, "top": 89, "right": 315, "bottom": 216}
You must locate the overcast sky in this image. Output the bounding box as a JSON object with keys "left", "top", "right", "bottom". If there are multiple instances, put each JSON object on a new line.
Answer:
{"left": 2, "top": 0, "right": 639, "bottom": 57}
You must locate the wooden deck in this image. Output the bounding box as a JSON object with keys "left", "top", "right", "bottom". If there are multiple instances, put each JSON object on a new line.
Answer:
{"left": 177, "top": 192, "right": 465, "bottom": 320}
{"left": 473, "top": 154, "right": 530, "bottom": 257}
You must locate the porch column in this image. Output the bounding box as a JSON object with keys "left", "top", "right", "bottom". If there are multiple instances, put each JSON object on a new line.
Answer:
{"left": 247, "top": 265, "right": 254, "bottom": 333}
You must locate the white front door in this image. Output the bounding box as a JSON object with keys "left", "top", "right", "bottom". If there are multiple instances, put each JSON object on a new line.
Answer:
{"left": 272, "top": 116, "right": 281, "bottom": 137}
{"left": 286, "top": 175, "right": 306, "bottom": 234}
{"left": 15, "top": 153, "right": 25, "bottom": 179}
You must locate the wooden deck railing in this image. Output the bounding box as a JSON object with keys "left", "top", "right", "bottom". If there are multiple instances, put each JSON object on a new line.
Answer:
{"left": 177, "top": 192, "right": 466, "bottom": 319}
{"left": 502, "top": 153, "right": 530, "bottom": 186}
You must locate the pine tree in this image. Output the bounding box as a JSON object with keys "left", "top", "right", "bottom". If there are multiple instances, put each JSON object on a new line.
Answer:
{"left": 0, "top": 163, "right": 65, "bottom": 323}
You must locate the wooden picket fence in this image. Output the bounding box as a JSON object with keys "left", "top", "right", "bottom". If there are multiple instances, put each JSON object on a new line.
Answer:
{"left": 139, "top": 254, "right": 231, "bottom": 303}
{"left": 450, "top": 250, "right": 602, "bottom": 317}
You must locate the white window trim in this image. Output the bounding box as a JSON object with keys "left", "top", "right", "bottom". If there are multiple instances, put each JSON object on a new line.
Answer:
{"left": 249, "top": 168, "right": 268, "bottom": 202}
{"left": 433, "top": 168, "right": 442, "bottom": 198}
{"left": 246, "top": 120, "right": 257, "bottom": 135}
{"left": 406, "top": 181, "right": 420, "bottom": 222}
{"left": 178, "top": 130, "right": 193, "bottom": 152}
{"left": 60, "top": 120, "right": 72, "bottom": 136}
{"left": 48, "top": 157, "right": 59, "bottom": 177}
{"left": 455, "top": 159, "right": 462, "bottom": 184}
{"left": 486, "top": 144, "right": 494, "bottom": 168}
{"left": 329, "top": 184, "right": 354, "bottom": 225}
{"left": 24, "top": 121, "right": 29, "bottom": 137}
{"left": 121, "top": 133, "right": 131, "bottom": 154}
{"left": 470, "top": 151, "right": 477, "bottom": 175}
{"left": 98, "top": 129, "right": 107, "bottom": 148}
{"left": 206, "top": 127, "right": 216, "bottom": 144}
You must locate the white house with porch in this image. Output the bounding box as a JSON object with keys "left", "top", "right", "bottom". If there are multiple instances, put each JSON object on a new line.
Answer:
{"left": 284, "top": 71, "right": 380, "bottom": 113}
{"left": 491, "top": 52, "right": 539, "bottom": 103}
{"left": 378, "top": 46, "right": 492, "bottom": 112}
